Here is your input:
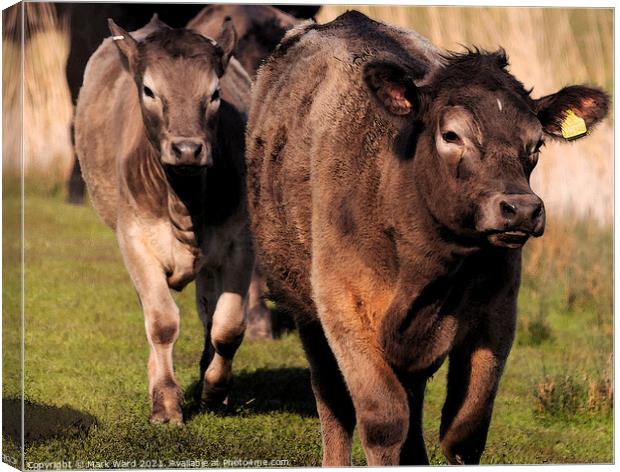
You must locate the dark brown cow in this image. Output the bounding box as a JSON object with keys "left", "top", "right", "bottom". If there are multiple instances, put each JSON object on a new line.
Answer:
{"left": 75, "top": 16, "right": 253, "bottom": 424}
{"left": 246, "top": 11, "right": 609, "bottom": 465}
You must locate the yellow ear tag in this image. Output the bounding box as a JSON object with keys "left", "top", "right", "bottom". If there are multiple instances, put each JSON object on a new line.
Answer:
{"left": 561, "top": 110, "right": 588, "bottom": 140}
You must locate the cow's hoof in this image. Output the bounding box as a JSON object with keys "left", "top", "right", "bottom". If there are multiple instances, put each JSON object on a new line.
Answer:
{"left": 150, "top": 383, "right": 184, "bottom": 425}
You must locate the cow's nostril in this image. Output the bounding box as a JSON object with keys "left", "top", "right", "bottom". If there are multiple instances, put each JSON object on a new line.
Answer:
{"left": 532, "top": 202, "right": 543, "bottom": 220}
{"left": 194, "top": 144, "right": 203, "bottom": 159}
{"left": 171, "top": 143, "right": 182, "bottom": 159}
{"left": 500, "top": 200, "right": 517, "bottom": 219}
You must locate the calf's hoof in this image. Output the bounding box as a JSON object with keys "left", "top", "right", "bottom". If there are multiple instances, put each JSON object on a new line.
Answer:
{"left": 201, "top": 378, "right": 232, "bottom": 409}
{"left": 149, "top": 382, "right": 183, "bottom": 425}
{"left": 149, "top": 408, "right": 183, "bottom": 426}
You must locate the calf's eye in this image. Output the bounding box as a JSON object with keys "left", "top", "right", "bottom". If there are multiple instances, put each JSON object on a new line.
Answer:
{"left": 211, "top": 88, "right": 220, "bottom": 102}
{"left": 442, "top": 131, "right": 462, "bottom": 145}
{"left": 143, "top": 86, "right": 155, "bottom": 99}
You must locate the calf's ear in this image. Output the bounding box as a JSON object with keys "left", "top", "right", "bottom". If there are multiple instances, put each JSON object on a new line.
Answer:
{"left": 534, "top": 85, "right": 610, "bottom": 140}
{"left": 363, "top": 61, "right": 422, "bottom": 116}
{"left": 108, "top": 19, "right": 138, "bottom": 70}
{"left": 215, "top": 17, "right": 237, "bottom": 72}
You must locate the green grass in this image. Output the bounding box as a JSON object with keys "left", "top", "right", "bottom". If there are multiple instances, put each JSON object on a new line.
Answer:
{"left": 2, "top": 190, "right": 613, "bottom": 467}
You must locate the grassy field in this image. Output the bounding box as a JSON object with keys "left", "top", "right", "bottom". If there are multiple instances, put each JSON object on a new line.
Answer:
{"left": 1, "top": 186, "right": 613, "bottom": 467}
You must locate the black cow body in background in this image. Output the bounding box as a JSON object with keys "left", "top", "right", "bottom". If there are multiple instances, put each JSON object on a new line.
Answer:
{"left": 56, "top": 3, "right": 321, "bottom": 203}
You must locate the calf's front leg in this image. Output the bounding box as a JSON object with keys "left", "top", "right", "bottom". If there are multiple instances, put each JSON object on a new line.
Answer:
{"left": 196, "top": 236, "right": 253, "bottom": 407}
{"left": 118, "top": 228, "right": 183, "bottom": 425}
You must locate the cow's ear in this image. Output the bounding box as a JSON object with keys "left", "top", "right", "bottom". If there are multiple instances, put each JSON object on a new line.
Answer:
{"left": 108, "top": 19, "right": 138, "bottom": 70}
{"left": 364, "top": 61, "right": 421, "bottom": 116}
{"left": 534, "top": 85, "right": 610, "bottom": 140}
{"left": 146, "top": 13, "right": 171, "bottom": 31}
{"left": 215, "top": 17, "right": 236, "bottom": 71}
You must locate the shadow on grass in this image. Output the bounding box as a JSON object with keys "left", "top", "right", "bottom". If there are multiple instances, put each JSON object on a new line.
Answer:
{"left": 2, "top": 397, "right": 97, "bottom": 443}
{"left": 183, "top": 367, "right": 316, "bottom": 421}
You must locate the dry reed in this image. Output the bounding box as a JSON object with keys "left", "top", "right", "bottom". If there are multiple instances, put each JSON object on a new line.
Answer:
{"left": 2, "top": 3, "right": 22, "bottom": 178}
{"left": 3, "top": 3, "right": 73, "bottom": 185}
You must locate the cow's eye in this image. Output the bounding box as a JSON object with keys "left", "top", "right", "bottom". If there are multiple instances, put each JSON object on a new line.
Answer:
{"left": 529, "top": 139, "right": 544, "bottom": 163}
{"left": 442, "top": 131, "right": 462, "bottom": 145}
{"left": 534, "top": 139, "right": 545, "bottom": 153}
{"left": 143, "top": 86, "right": 155, "bottom": 99}
{"left": 211, "top": 88, "right": 220, "bottom": 102}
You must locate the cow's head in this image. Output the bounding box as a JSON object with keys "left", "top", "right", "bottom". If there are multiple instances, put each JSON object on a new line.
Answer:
{"left": 364, "top": 50, "right": 609, "bottom": 248}
{"left": 109, "top": 16, "right": 236, "bottom": 172}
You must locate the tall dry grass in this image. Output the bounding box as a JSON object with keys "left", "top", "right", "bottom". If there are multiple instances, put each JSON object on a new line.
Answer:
{"left": 2, "top": 3, "right": 22, "bottom": 179}
{"left": 3, "top": 3, "right": 73, "bottom": 186}
{"left": 318, "top": 6, "right": 613, "bottom": 224}
{"left": 3, "top": 5, "right": 613, "bottom": 222}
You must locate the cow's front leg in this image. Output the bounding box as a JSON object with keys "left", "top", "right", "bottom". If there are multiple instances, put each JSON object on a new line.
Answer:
{"left": 399, "top": 378, "right": 429, "bottom": 465}
{"left": 297, "top": 320, "right": 356, "bottom": 466}
{"left": 440, "top": 248, "right": 519, "bottom": 464}
{"left": 118, "top": 228, "right": 183, "bottom": 425}
{"left": 439, "top": 342, "right": 510, "bottom": 464}
{"left": 196, "top": 236, "right": 253, "bottom": 407}
{"left": 313, "top": 283, "right": 409, "bottom": 465}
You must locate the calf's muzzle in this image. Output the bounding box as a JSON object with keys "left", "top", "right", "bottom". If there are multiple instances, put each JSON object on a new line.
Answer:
{"left": 165, "top": 137, "right": 213, "bottom": 168}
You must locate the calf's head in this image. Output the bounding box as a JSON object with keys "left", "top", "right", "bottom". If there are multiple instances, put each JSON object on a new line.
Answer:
{"left": 109, "top": 16, "right": 236, "bottom": 171}
{"left": 365, "top": 50, "right": 609, "bottom": 248}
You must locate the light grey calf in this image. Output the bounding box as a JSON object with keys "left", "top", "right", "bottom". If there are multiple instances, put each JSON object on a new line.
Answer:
{"left": 75, "top": 15, "right": 254, "bottom": 424}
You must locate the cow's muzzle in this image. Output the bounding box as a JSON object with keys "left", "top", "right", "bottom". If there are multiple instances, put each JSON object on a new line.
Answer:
{"left": 477, "top": 192, "right": 546, "bottom": 249}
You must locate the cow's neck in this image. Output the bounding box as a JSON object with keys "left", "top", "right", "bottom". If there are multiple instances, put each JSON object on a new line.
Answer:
{"left": 384, "top": 147, "right": 477, "bottom": 288}
{"left": 378, "top": 151, "right": 487, "bottom": 373}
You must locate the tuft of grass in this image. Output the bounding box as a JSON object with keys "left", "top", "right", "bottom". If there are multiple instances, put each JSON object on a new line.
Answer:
{"left": 526, "top": 318, "right": 554, "bottom": 347}
{"left": 535, "top": 368, "right": 613, "bottom": 419}
{"left": 536, "top": 374, "right": 588, "bottom": 418}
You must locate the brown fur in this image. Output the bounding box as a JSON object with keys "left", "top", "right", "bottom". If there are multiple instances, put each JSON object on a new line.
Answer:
{"left": 188, "top": 4, "right": 300, "bottom": 77}
{"left": 246, "top": 11, "right": 609, "bottom": 465}
{"left": 75, "top": 16, "right": 254, "bottom": 424}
